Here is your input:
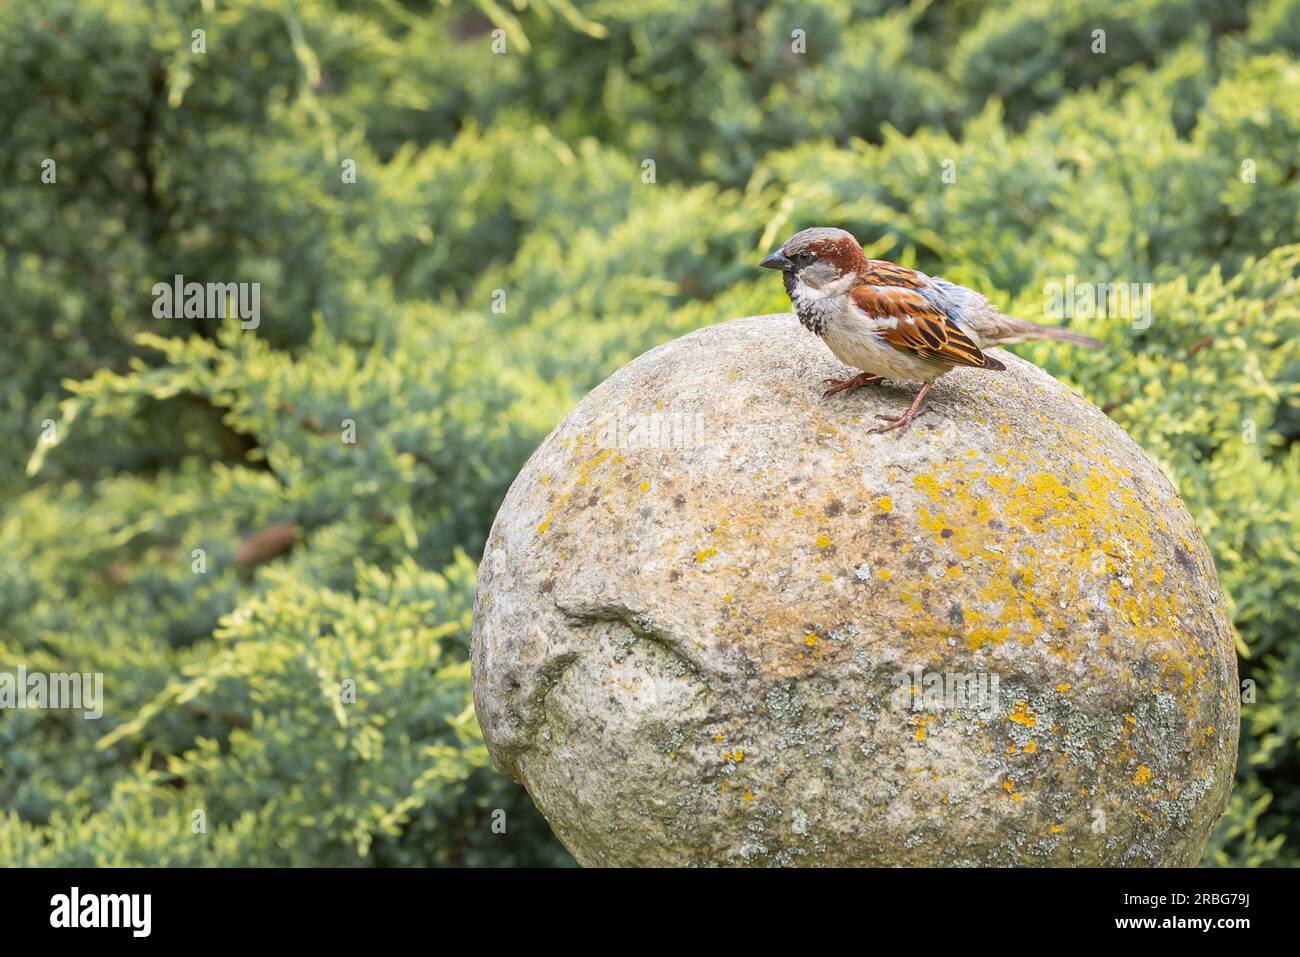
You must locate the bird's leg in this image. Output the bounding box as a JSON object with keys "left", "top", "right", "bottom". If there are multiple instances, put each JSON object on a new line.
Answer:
{"left": 821, "top": 372, "right": 882, "bottom": 399}
{"left": 869, "top": 382, "right": 933, "bottom": 434}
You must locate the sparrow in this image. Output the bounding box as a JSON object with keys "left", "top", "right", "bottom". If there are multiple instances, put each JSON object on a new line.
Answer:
{"left": 760, "top": 227, "right": 1101, "bottom": 433}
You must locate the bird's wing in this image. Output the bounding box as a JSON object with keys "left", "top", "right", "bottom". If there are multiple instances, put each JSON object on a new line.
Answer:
{"left": 851, "top": 271, "right": 1003, "bottom": 370}
{"left": 861, "top": 259, "right": 929, "bottom": 290}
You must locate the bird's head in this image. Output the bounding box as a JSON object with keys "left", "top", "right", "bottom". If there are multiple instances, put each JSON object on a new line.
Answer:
{"left": 759, "top": 226, "right": 867, "bottom": 290}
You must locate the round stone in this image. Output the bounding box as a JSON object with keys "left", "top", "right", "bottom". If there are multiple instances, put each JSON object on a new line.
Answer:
{"left": 472, "top": 314, "right": 1239, "bottom": 866}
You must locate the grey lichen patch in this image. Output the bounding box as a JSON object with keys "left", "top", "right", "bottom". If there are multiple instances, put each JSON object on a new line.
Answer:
{"left": 471, "top": 314, "right": 1240, "bottom": 866}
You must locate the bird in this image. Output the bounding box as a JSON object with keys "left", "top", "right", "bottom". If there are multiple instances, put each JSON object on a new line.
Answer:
{"left": 759, "top": 226, "right": 1101, "bottom": 433}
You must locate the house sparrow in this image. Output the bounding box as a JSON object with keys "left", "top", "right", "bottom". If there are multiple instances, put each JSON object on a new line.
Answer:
{"left": 760, "top": 227, "right": 1101, "bottom": 433}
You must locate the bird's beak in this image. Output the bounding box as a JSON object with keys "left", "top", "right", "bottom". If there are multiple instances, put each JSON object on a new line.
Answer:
{"left": 759, "top": 250, "right": 794, "bottom": 271}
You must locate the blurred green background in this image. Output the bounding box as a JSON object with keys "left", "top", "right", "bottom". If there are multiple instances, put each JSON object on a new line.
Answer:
{"left": 1, "top": 0, "right": 1297, "bottom": 866}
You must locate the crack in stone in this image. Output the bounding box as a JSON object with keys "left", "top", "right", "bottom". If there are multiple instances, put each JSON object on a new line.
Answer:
{"left": 554, "top": 598, "right": 717, "bottom": 679}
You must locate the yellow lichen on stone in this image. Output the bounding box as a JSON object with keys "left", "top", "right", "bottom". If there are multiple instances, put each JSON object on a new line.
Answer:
{"left": 1009, "top": 702, "right": 1037, "bottom": 727}
{"left": 474, "top": 315, "right": 1240, "bottom": 868}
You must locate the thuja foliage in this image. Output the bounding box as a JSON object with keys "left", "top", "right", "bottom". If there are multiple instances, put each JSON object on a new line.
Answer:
{"left": 1, "top": 0, "right": 1297, "bottom": 865}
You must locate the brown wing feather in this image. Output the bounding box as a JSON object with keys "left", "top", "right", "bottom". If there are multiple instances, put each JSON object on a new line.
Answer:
{"left": 862, "top": 260, "right": 927, "bottom": 289}
{"left": 851, "top": 283, "right": 1001, "bottom": 370}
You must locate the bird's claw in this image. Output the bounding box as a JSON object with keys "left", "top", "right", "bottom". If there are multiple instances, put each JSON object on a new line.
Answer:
{"left": 821, "top": 373, "right": 881, "bottom": 399}
{"left": 865, "top": 383, "right": 933, "bottom": 435}
{"left": 868, "top": 416, "right": 916, "bottom": 434}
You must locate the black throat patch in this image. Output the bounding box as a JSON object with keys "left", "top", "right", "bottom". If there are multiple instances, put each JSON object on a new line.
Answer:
{"left": 785, "top": 271, "right": 828, "bottom": 336}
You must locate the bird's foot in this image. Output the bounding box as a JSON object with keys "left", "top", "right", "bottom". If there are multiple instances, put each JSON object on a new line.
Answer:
{"left": 821, "top": 372, "right": 882, "bottom": 399}
{"left": 868, "top": 409, "right": 923, "bottom": 434}
{"left": 868, "top": 382, "right": 933, "bottom": 435}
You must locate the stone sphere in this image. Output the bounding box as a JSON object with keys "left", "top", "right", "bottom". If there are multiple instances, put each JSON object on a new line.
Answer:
{"left": 472, "top": 314, "right": 1239, "bottom": 866}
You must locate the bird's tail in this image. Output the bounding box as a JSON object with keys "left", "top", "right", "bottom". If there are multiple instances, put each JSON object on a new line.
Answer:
{"left": 993, "top": 316, "right": 1102, "bottom": 350}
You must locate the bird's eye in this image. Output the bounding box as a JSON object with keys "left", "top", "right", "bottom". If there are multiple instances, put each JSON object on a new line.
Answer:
{"left": 796, "top": 251, "right": 816, "bottom": 266}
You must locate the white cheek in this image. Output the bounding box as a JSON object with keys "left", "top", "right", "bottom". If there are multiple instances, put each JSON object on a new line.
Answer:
{"left": 792, "top": 275, "right": 829, "bottom": 301}
{"left": 794, "top": 272, "right": 854, "bottom": 300}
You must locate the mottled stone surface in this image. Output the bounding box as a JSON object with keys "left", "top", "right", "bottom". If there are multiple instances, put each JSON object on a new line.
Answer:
{"left": 472, "top": 314, "right": 1239, "bottom": 866}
